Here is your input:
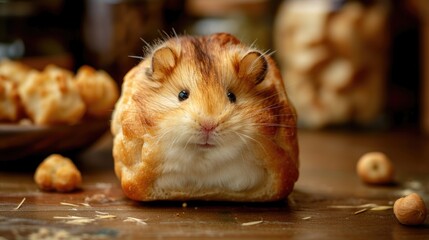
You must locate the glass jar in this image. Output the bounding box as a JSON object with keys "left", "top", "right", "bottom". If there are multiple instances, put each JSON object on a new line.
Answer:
{"left": 274, "top": 0, "right": 391, "bottom": 129}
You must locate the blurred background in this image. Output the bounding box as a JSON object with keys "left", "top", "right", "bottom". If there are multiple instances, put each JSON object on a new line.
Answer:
{"left": 0, "top": 0, "right": 427, "bottom": 132}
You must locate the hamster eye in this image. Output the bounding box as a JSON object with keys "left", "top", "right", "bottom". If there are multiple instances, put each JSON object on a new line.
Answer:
{"left": 227, "top": 91, "right": 236, "bottom": 103}
{"left": 178, "top": 90, "right": 189, "bottom": 101}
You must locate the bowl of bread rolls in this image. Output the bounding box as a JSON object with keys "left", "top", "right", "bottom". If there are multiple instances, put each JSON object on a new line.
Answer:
{"left": 0, "top": 59, "right": 119, "bottom": 161}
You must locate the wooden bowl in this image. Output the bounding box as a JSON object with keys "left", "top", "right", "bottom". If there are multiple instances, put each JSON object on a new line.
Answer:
{"left": 0, "top": 119, "right": 109, "bottom": 162}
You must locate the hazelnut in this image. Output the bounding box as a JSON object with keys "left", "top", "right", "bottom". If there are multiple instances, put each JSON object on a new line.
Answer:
{"left": 34, "top": 154, "right": 82, "bottom": 192}
{"left": 394, "top": 193, "right": 427, "bottom": 225}
{"left": 356, "top": 152, "right": 394, "bottom": 184}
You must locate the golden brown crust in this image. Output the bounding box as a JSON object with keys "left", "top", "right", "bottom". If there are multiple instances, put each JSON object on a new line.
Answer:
{"left": 75, "top": 65, "right": 119, "bottom": 118}
{"left": 0, "top": 60, "right": 118, "bottom": 125}
{"left": 0, "top": 59, "right": 32, "bottom": 84}
{"left": 18, "top": 65, "right": 86, "bottom": 125}
{"left": 111, "top": 33, "right": 299, "bottom": 202}
{"left": 0, "top": 75, "right": 22, "bottom": 122}
{"left": 34, "top": 154, "right": 82, "bottom": 192}
{"left": 0, "top": 59, "right": 32, "bottom": 122}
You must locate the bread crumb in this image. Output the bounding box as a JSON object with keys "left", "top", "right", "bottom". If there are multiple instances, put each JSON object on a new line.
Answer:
{"left": 60, "top": 202, "right": 80, "bottom": 207}
{"left": 13, "top": 197, "right": 26, "bottom": 210}
{"left": 84, "top": 194, "right": 115, "bottom": 204}
{"left": 241, "top": 220, "right": 263, "bottom": 226}
{"left": 123, "top": 217, "right": 148, "bottom": 225}
{"left": 34, "top": 154, "right": 82, "bottom": 192}
{"left": 354, "top": 208, "right": 368, "bottom": 215}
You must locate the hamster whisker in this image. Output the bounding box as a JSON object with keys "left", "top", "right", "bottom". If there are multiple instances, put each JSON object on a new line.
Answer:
{"left": 233, "top": 131, "right": 267, "bottom": 154}
{"left": 259, "top": 93, "right": 281, "bottom": 101}
{"left": 231, "top": 131, "right": 262, "bottom": 156}
{"left": 156, "top": 123, "right": 188, "bottom": 147}
{"left": 169, "top": 130, "right": 187, "bottom": 150}
{"left": 251, "top": 123, "right": 297, "bottom": 137}
{"left": 158, "top": 29, "right": 177, "bottom": 42}
{"left": 248, "top": 123, "right": 297, "bottom": 129}
{"left": 250, "top": 93, "right": 284, "bottom": 108}
{"left": 246, "top": 102, "right": 297, "bottom": 118}
{"left": 241, "top": 92, "right": 278, "bottom": 106}
{"left": 262, "top": 49, "right": 276, "bottom": 58}
{"left": 154, "top": 127, "right": 176, "bottom": 147}
{"left": 171, "top": 28, "right": 178, "bottom": 38}
{"left": 211, "top": 136, "right": 225, "bottom": 149}
{"left": 183, "top": 132, "right": 197, "bottom": 151}
{"left": 128, "top": 55, "right": 144, "bottom": 60}
{"left": 134, "top": 86, "right": 185, "bottom": 112}
{"left": 140, "top": 37, "right": 152, "bottom": 48}
{"left": 242, "top": 105, "right": 287, "bottom": 121}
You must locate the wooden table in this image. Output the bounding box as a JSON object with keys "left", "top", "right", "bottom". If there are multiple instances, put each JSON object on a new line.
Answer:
{"left": 1, "top": 129, "right": 428, "bottom": 239}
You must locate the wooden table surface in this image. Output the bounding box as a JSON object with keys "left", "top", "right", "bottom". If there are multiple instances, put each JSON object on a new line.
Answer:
{"left": 1, "top": 129, "right": 429, "bottom": 239}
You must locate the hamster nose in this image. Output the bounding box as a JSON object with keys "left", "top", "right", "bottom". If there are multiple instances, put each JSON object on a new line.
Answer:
{"left": 200, "top": 121, "right": 217, "bottom": 134}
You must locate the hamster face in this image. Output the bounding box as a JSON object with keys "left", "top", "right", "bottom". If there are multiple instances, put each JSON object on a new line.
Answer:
{"left": 119, "top": 33, "right": 295, "bottom": 196}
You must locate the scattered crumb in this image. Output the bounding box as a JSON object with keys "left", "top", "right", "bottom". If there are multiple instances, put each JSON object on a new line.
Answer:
{"left": 328, "top": 203, "right": 378, "bottom": 209}
{"left": 354, "top": 209, "right": 368, "bottom": 215}
{"left": 27, "top": 227, "right": 81, "bottom": 240}
{"left": 370, "top": 206, "right": 393, "bottom": 211}
{"left": 60, "top": 202, "right": 80, "bottom": 208}
{"left": 241, "top": 220, "right": 263, "bottom": 226}
{"left": 53, "top": 215, "right": 89, "bottom": 220}
{"left": 182, "top": 202, "right": 187, "bottom": 208}
{"left": 65, "top": 218, "right": 96, "bottom": 225}
{"left": 302, "top": 216, "right": 312, "bottom": 220}
{"left": 95, "top": 214, "right": 117, "bottom": 219}
{"left": 53, "top": 212, "right": 147, "bottom": 226}
{"left": 329, "top": 203, "right": 393, "bottom": 215}
{"left": 95, "top": 211, "right": 109, "bottom": 215}
{"left": 123, "top": 217, "right": 148, "bottom": 225}
{"left": 13, "top": 197, "right": 26, "bottom": 210}
{"left": 84, "top": 194, "right": 115, "bottom": 204}
{"left": 54, "top": 215, "right": 96, "bottom": 225}
{"left": 79, "top": 202, "right": 91, "bottom": 207}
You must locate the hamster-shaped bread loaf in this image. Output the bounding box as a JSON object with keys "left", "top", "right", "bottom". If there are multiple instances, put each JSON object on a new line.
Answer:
{"left": 111, "top": 33, "right": 299, "bottom": 201}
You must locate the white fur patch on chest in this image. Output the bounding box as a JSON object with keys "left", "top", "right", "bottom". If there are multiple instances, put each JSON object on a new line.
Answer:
{"left": 153, "top": 143, "right": 266, "bottom": 193}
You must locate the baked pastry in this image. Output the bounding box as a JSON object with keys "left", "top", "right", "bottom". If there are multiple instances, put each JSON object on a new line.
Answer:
{"left": 111, "top": 33, "right": 299, "bottom": 202}
{"left": 18, "top": 65, "right": 86, "bottom": 125}
{"left": 0, "top": 58, "right": 32, "bottom": 84}
{"left": 75, "top": 65, "right": 119, "bottom": 118}
{"left": 0, "top": 75, "right": 21, "bottom": 122}
{"left": 34, "top": 154, "right": 82, "bottom": 192}
{"left": 0, "top": 59, "right": 32, "bottom": 122}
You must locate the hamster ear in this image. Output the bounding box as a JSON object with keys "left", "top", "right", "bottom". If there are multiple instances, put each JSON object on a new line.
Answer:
{"left": 150, "top": 47, "right": 177, "bottom": 80}
{"left": 238, "top": 51, "right": 268, "bottom": 85}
